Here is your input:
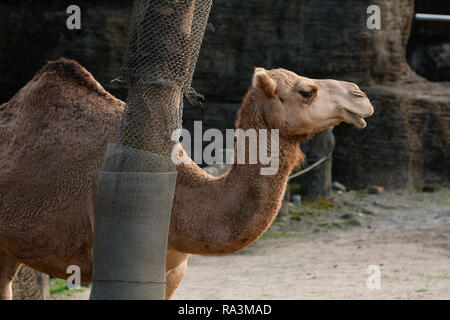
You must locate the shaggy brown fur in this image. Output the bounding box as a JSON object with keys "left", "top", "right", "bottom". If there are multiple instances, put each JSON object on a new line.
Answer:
{"left": 0, "top": 59, "right": 373, "bottom": 299}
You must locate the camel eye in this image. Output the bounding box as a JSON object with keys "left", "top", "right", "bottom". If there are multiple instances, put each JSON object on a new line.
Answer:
{"left": 279, "top": 96, "right": 285, "bottom": 104}
{"left": 299, "top": 89, "right": 315, "bottom": 99}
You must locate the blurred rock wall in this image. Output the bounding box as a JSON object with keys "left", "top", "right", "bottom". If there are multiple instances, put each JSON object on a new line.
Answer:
{"left": 0, "top": 0, "right": 130, "bottom": 101}
{"left": 407, "top": 0, "right": 450, "bottom": 82}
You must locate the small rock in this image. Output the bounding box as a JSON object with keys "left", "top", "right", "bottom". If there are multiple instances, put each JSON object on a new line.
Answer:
{"left": 348, "top": 219, "right": 362, "bottom": 226}
{"left": 340, "top": 213, "right": 354, "bottom": 220}
{"left": 332, "top": 181, "right": 347, "bottom": 192}
{"left": 368, "top": 186, "right": 384, "bottom": 194}
{"left": 291, "top": 195, "right": 302, "bottom": 205}
{"left": 422, "top": 185, "right": 435, "bottom": 193}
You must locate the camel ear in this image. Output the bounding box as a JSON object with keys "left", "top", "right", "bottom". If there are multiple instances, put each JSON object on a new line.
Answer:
{"left": 252, "top": 68, "right": 277, "bottom": 98}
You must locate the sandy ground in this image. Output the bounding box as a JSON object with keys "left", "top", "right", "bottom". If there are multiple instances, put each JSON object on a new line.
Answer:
{"left": 53, "top": 188, "right": 450, "bottom": 300}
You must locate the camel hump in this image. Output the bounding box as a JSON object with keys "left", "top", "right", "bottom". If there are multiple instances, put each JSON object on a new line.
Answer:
{"left": 0, "top": 58, "right": 123, "bottom": 194}
{"left": 34, "top": 58, "right": 109, "bottom": 97}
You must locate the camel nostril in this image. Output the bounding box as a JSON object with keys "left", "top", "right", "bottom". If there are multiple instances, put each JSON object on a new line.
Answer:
{"left": 352, "top": 90, "right": 367, "bottom": 98}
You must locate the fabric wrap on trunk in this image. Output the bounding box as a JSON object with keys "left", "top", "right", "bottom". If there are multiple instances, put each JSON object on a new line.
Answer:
{"left": 90, "top": 143, "right": 177, "bottom": 300}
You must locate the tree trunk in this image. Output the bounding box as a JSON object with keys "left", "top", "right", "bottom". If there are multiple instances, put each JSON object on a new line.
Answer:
{"left": 297, "top": 129, "right": 335, "bottom": 199}
{"left": 90, "top": 0, "right": 211, "bottom": 300}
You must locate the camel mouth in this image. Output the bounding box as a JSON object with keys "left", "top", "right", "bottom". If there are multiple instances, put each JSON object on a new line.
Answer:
{"left": 343, "top": 109, "right": 368, "bottom": 128}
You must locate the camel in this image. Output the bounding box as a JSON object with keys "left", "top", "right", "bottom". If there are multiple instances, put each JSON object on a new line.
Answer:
{"left": 0, "top": 59, "right": 373, "bottom": 300}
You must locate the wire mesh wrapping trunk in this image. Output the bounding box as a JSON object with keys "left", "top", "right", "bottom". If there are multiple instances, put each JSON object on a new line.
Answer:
{"left": 90, "top": 0, "right": 212, "bottom": 300}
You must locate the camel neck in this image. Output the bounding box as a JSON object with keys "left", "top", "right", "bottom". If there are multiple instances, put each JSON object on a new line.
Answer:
{"left": 225, "top": 134, "right": 301, "bottom": 185}
{"left": 217, "top": 137, "right": 302, "bottom": 251}
{"left": 170, "top": 133, "right": 303, "bottom": 255}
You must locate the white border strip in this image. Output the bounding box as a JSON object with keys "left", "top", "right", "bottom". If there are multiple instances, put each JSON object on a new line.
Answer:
{"left": 415, "top": 13, "right": 450, "bottom": 22}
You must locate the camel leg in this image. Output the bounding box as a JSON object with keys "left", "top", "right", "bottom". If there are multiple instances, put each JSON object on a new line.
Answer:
{"left": 0, "top": 252, "right": 21, "bottom": 300}
{"left": 165, "top": 259, "right": 188, "bottom": 300}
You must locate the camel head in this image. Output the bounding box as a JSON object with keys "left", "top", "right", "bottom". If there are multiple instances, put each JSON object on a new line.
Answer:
{"left": 248, "top": 67, "right": 374, "bottom": 136}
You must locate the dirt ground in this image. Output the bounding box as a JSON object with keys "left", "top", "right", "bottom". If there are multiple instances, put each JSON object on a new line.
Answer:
{"left": 53, "top": 187, "right": 450, "bottom": 300}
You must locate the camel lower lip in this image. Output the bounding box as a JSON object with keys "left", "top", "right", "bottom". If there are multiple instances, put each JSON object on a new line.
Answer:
{"left": 353, "top": 117, "right": 367, "bottom": 128}
{"left": 344, "top": 110, "right": 367, "bottom": 128}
